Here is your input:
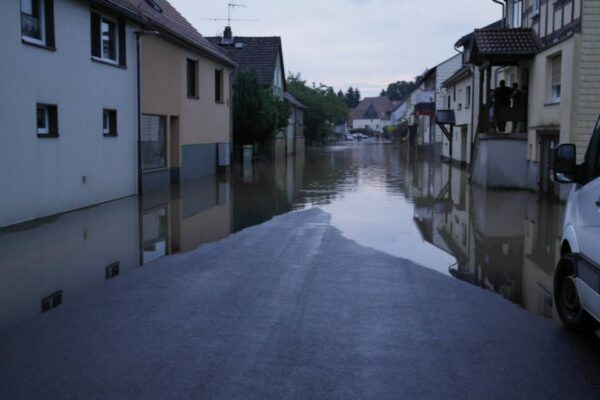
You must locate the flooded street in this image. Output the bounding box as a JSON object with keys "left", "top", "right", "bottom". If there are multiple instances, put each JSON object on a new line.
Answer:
{"left": 0, "top": 141, "right": 565, "bottom": 332}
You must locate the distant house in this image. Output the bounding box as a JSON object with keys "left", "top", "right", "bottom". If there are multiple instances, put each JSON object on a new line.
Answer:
{"left": 284, "top": 92, "right": 307, "bottom": 154}
{"left": 137, "top": 0, "right": 236, "bottom": 191}
{"left": 351, "top": 97, "right": 402, "bottom": 131}
{"left": 207, "top": 28, "right": 293, "bottom": 157}
{"left": 406, "top": 55, "right": 462, "bottom": 147}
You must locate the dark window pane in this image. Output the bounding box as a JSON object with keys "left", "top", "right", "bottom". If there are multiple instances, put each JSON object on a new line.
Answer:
{"left": 37, "top": 106, "right": 47, "bottom": 130}
{"left": 187, "top": 59, "right": 197, "bottom": 97}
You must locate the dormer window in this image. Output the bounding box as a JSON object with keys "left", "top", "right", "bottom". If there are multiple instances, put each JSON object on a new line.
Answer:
{"left": 145, "top": 0, "right": 163, "bottom": 13}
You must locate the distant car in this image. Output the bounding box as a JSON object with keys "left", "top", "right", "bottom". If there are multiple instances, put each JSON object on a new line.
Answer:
{"left": 345, "top": 134, "right": 355, "bottom": 141}
{"left": 552, "top": 115, "right": 600, "bottom": 334}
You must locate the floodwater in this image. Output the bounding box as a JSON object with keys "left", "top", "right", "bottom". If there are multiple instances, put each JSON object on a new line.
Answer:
{"left": 0, "top": 141, "right": 565, "bottom": 332}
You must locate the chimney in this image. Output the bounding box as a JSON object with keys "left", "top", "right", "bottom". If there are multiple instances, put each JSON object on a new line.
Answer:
{"left": 222, "top": 26, "right": 233, "bottom": 45}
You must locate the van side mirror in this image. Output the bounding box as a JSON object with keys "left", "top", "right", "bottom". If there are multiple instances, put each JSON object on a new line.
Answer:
{"left": 553, "top": 144, "right": 577, "bottom": 183}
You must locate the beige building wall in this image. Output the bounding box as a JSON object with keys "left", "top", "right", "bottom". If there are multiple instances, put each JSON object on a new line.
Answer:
{"left": 141, "top": 35, "right": 232, "bottom": 146}
{"left": 527, "top": 37, "right": 578, "bottom": 162}
{"left": 574, "top": 0, "right": 600, "bottom": 161}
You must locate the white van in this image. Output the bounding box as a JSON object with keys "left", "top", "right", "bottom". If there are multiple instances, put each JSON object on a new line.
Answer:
{"left": 552, "top": 116, "right": 600, "bottom": 333}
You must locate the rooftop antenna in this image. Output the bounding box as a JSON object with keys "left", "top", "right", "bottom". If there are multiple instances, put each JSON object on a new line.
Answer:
{"left": 203, "top": 2, "right": 258, "bottom": 26}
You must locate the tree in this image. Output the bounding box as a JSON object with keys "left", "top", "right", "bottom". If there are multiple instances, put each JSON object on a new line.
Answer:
{"left": 337, "top": 89, "right": 344, "bottom": 99}
{"left": 386, "top": 81, "right": 417, "bottom": 101}
{"left": 287, "top": 73, "right": 349, "bottom": 143}
{"left": 344, "top": 87, "right": 361, "bottom": 108}
{"left": 380, "top": 89, "right": 387, "bottom": 97}
{"left": 232, "top": 71, "right": 290, "bottom": 146}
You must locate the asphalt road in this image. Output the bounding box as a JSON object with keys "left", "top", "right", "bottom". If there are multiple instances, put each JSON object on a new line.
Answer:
{"left": 1, "top": 208, "right": 599, "bottom": 399}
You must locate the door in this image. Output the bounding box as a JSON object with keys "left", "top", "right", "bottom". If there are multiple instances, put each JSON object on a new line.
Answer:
{"left": 539, "top": 133, "right": 559, "bottom": 196}
{"left": 461, "top": 126, "right": 468, "bottom": 163}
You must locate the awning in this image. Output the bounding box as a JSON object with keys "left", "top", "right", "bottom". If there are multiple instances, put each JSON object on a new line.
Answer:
{"left": 468, "top": 28, "right": 540, "bottom": 67}
{"left": 414, "top": 102, "right": 435, "bottom": 116}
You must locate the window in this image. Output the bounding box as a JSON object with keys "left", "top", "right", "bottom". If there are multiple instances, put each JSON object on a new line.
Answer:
{"left": 465, "top": 86, "right": 472, "bottom": 109}
{"left": 512, "top": 0, "right": 523, "bottom": 28}
{"left": 106, "top": 262, "right": 120, "bottom": 280}
{"left": 550, "top": 55, "right": 562, "bottom": 103}
{"left": 215, "top": 69, "right": 224, "bottom": 103}
{"left": 187, "top": 59, "right": 198, "bottom": 98}
{"left": 447, "top": 95, "right": 451, "bottom": 109}
{"left": 103, "top": 109, "right": 117, "bottom": 136}
{"left": 533, "top": 0, "right": 540, "bottom": 14}
{"left": 41, "top": 290, "right": 62, "bottom": 312}
{"left": 21, "top": 0, "right": 55, "bottom": 48}
{"left": 91, "top": 11, "right": 126, "bottom": 66}
{"left": 36, "top": 104, "right": 58, "bottom": 137}
{"left": 141, "top": 115, "right": 167, "bottom": 171}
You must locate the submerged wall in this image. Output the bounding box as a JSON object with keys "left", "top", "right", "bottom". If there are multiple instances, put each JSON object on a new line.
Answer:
{"left": 472, "top": 134, "right": 529, "bottom": 189}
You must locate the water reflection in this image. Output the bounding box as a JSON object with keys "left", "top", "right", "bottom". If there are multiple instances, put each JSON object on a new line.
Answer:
{"left": 0, "top": 142, "right": 565, "bottom": 332}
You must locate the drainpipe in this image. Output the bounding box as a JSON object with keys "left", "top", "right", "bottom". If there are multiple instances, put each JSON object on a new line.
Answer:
{"left": 135, "top": 30, "right": 159, "bottom": 267}
{"left": 492, "top": 0, "right": 507, "bottom": 28}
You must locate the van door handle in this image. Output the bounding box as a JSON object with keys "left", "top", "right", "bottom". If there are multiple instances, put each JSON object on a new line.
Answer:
{"left": 596, "top": 198, "right": 600, "bottom": 207}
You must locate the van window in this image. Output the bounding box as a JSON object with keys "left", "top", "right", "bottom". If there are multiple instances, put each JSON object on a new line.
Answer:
{"left": 588, "top": 117, "right": 600, "bottom": 180}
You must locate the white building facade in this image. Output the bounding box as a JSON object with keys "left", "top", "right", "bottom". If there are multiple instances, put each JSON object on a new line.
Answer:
{"left": 0, "top": 0, "right": 139, "bottom": 227}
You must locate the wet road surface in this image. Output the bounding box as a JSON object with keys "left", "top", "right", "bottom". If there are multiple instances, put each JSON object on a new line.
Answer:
{"left": 1, "top": 142, "right": 599, "bottom": 398}
{"left": 2, "top": 208, "right": 600, "bottom": 399}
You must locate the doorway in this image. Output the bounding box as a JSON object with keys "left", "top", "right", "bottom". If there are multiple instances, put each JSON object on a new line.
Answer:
{"left": 539, "top": 132, "right": 559, "bottom": 196}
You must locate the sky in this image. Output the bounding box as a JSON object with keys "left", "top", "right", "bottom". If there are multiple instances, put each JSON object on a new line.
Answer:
{"left": 169, "top": 0, "right": 501, "bottom": 97}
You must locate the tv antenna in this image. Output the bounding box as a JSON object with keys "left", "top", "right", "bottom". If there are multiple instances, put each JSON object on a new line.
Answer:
{"left": 203, "top": 2, "right": 257, "bottom": 26}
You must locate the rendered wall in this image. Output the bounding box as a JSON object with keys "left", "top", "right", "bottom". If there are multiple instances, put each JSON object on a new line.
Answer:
{"left": 0, "top": 0, "right": 139, "bottom": 227}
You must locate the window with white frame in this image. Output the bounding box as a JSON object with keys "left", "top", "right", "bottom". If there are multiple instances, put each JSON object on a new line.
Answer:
{"left": 21, "top": 0, "right": 55, "bottom": 47}
{"left": 550, "top": 55, "right": 562, "bottom": 103}
{"left": 533, "top": 0, "right": 540, "bottom": 14}
{"left": 37, "top": 104, "right": 58, "bottom": 137}
{"left": 91, "top": 11, "right": 126, "bottom": 66}
{"left": 513, "top": 0, "right": 523, "bottom": 28}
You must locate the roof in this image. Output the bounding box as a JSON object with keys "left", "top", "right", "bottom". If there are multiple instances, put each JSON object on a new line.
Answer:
{"left": 469, "top": 28, "right": 540, "bottom": 65}
{"left": 98, "top": 0, "right": 235, "bottom": 66}
{"left": 415, "top": 67, "right": 437, "bottom": 88}
{"left": 441, "top": 66, "right": 473, "bottom": 88}
{"left": 206, "top": 36, "right": 285, "bottom": 88}
{"left": 284, "top": 92, "right": 307, "bottom": 109}
{"left": 350, "top": 97, "right": 401, "bottom": 121}
{"left": 455, "top": 20, "right": 503, "bottom": 48}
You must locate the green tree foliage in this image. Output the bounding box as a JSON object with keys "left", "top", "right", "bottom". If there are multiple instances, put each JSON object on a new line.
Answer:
{"left": 232, "top": 71, "right": 290, "bottom": 145}
{"left": 287, "top": 73, "right": 349, "bottom": 143}
{"left": 380, "top": 89, "right": 387, "bottom": 97}
{"left": 344, "top": 87, "right": 361, "bottom": 108}
{"left": 386, "top": 81, "right": 417, "bottom": 101}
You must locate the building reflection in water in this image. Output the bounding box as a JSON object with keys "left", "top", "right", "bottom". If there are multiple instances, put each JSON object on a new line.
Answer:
{"left": 0, "top": 143, "right": 566, "bottom": 332}
{"left": 407, "top": 150, "right": 564, "bottom": 320}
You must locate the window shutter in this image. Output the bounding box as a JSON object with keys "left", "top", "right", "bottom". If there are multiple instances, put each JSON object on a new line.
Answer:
{"left": 44, "top": 0, "right": 55, "bottom": 48}
{"left": 110, "top": 111, "right": 118, "bottom": 134}
{"left": 118, "top": 19, "right": 127, "bottom": 67}
{"left": 91, "top": 12, "right": 101, "bottom": 57}
{"left": 49, "top": 106, "right": 59, "bottom": 136}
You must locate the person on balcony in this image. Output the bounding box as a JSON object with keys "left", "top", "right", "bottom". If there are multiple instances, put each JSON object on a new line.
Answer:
{"left": 493, "top": 80, "right": 512, "bottom": 133}
{"left": 511, "top": 83, "right": 523, "bottom": 133}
